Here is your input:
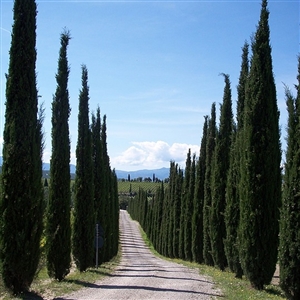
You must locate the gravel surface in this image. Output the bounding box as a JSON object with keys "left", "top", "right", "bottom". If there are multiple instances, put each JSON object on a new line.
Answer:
{"left": 57, "top": 210, "right": 222, "bottom": 300}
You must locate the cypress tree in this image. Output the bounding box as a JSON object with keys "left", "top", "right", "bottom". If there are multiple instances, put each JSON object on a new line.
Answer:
{"left": 279, "top": 56, "right": 300, "bottom": 299}
{"left": 161, "top": 185, "right": 170, "bottom": 256}
{"left": 224, "top": 42, "right": 249, "bottom": 278}
{"left": 192, "top": 116, "right": 208, "bottom": 263}
{"left": 178, "top": 172, "right": 185, "bottom": 260}
{"left": 172, "top": 164, "right": 183, "bottom": 258}
{"left": 110, "top": 169, "right": 119, "bottom": 257}
{"left": 46, "top": 30, "right": 71, "bottom": 281}
{"left": 99, "top": 115, "right": 115, "bottom": 262}
{"left": 167, "top": 164, "right": 175, "bottom": 258}
{"left": 72, "top": 65, "right": 95, "bottom": 271}
{"left": 92, "top": 107, "right": 102, "bottom": 223}
{"left": 203, "top": 103, "right": 217, "bottom": 266}
{"left": 238, "top": 0, "right": 281, "bottom": 289}
{"left": 91, "top": 107, "right": 103, "bottom": 263}
{"left": 0, "top": 0, "right": 44, "bottom": 293}
{"left": 210, "top": 74, "right": 233, "bottom": 270}
{"left": 184, "top": 152, "right": 195, "bottom": 261}
{"left": 153, "top": 182, "right": 164, "bottom": 253}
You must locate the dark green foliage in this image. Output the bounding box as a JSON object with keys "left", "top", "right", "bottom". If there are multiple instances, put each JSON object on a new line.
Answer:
{"left": 178, "top": 167, "right": 186, "bottom": 260}
{"left": 166, "top": 165, "right": 175, "bottom": 258}
{"left": 72, "top": 65, "right": 95, "bottom": 272}
{"left": 203, "top": 103, "right": 217, "bottom": 266}
{"left": 210, "top": 74, "right": 233, "bottom": 270}
{"left": 97, "top": 115, "right": 119, "bottom": 263}
{"left": 236, "top": 42, "right": 249, "bottom": 131}
{"left": 91, "top": 108, "right": 103, "bottom": 264}
{"left": 161, "top": 185, "right": 170, "bottom": 256}
{"left": 155, "top": 182, "right": 164, "bottom": 253}
{"left": 109, "top": 169, "right": 119, "bottom": 258}
{"left": 224, "top": 42, "right": 249, "bottom": 279}
{"left": 0, "top": 0, "right": 44, "bottom": 293}
{"left": 92, "top": 108, "right": 102, "bottom": 224}
{"left": 279, "top": 56, "right": 300, "bottom": 299}
{"left": 238, "top": 0, "right": 281, "bottom": 289}
{"left": 172, "top": 163, "right": 183, "bottom": 258}
{"left": 192, "top": 116, "right": 208, "bottom": 263}
{"left": 183, "top": 150, "right": 194, "bottom": 261}
{"left": 46, "top": 30, "right": 71, "bottom": 281}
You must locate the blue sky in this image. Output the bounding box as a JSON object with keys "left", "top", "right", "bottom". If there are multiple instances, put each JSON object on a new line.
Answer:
{"left": 0, "top": 0, "right": 299, "bottom": 171}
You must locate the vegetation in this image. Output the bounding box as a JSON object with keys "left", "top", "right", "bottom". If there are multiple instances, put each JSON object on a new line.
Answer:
{"left": 0, "top": 0, "right": 119, "bottom": 295}
{"left": 191, "top": 116, "right": 207, "bottom": 263}
{"left": 238, "top": 0, "right": 281, "bottom": 290}
{"left": 98, "top": 115, "right": 119, "bottom": 264}
{"left": 224, "top": 42, "right": 249, "bottom": 279}
{"left": 279, "top": 56, "right": 300, "bottom": 299}
{"left": 0, "top": 0, "right": 44, "bottom": 293}
{"left": 127, "top": 0, "right": 287, "bottom": 295}
{"left": 1, "top": 0, "right": 299, "bottom": 297}
{"left": 72, "top": 65, "right": 95, "bottom": 272}
{"left": 118, "top": 181, "right": 167, "bottom": 195}
{"left": 210, "top": 74, "right": 233, "bottom": 271}
{"left": 203, "top": 102, "right": 217, "bottom": 266}
{"left": 46, "top": 29, "right": 72, "bottom": 281}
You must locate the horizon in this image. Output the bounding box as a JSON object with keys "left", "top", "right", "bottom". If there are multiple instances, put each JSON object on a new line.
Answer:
{"left": 1, "top": 1, "right": 298, "bottom": 171}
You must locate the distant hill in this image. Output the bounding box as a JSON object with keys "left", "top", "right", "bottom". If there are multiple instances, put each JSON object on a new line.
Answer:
{"left": 42, "top": 162, "right": 76, "bottom": 174}
{"left": 115, "top": 167, "right": 169, "bottom": 180}
{"left": 0, "top": 157, "right": 169, "bottom": 180}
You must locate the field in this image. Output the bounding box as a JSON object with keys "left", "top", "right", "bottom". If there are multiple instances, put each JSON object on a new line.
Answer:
{"left": 118, "top": 181, "right": 168, "bottom": 195}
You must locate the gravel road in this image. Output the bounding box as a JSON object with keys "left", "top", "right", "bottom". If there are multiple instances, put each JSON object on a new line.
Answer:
{"left": 57, "top": 210, "right": 222, "bottom": 300}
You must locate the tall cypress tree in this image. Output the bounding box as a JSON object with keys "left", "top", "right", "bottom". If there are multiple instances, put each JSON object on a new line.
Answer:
{"left": 178, "top": 170, "right": 186, "bottom": 259}
{"left": 100, "top": 115, "right": 112, "bottom": 262}
{"left": 91, "top": 108, "right": 102, "bottom": 220}
{"left": 183, "top": 150, "right": 192, "bottom": 261}
{"left": 279, "top": 56, "right": 300, "bottom": 299}
{"left": 0, "top": 0, "right": 44, "bottom": 293}
{"left": 167, "top": 164, "right": 175, "bottom": 258}
{"left": 238, "top": 0, "right": 281, "bottom": 289}
{"left": 72, "top": 65, "right": 95, "bottom": 272}
{"left": 172, "top": 164, "right": 183, "bottom": 258}
{"left": 110, "top": 169, "right": 119, "bottom": 258}
{"left": 168, "top": 161, "right": 177, "bottom": 258}
{"left": 203, "top": 103, "right": 217, "bottom": 266}
{"left": 224, "top": 42, "right": 248, "bottom": 278}
{"left": 192, "top": 116, "right": 208, "bottom": 263}
{"left": 210, "top": 74, "right": 233, "bottom": 270}
{"left": 46, "top": 30, "right": 71, "bottom": 281}
{"left": 91, "top": 107, "right": 103, "bottom": 263}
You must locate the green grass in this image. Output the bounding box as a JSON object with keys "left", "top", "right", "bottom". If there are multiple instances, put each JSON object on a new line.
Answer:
{"left": 118, "top": 181, "right": 168, "bottom": 194}
{"left": 0, "top": 254, "right": 120, "bottom": 300}
{"left": 138, "top": 225, "right": 286, "bottom": 300}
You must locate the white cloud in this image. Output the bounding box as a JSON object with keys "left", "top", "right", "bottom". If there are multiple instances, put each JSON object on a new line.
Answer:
{"left": 112, "top": 141, "right": 200, "bottom": 170}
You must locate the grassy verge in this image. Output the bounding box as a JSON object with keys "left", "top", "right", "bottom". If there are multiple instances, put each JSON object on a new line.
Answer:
{"left": 139, "top": 225, "right": 286, "bottom": 300}
{"left": 0, "top": 253, "right": 120, "bottom": 300}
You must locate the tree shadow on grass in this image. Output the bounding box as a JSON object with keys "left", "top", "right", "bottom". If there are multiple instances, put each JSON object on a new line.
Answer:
{"left": 18, "top": 291, "right": 44, "bottom": 300}
{"left": 265, "top": 285, "right": 285, "bottom": 299}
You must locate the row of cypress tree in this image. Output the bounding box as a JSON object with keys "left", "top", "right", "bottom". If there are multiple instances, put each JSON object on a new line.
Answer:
{"left": 0, "top": 0, "right": 119, "bottom": 294}
{"left": 128, "top": 1, "right": 299, "bottom": 297}
{"left": 279, "top": 57, "right": 300, "bottom": 300}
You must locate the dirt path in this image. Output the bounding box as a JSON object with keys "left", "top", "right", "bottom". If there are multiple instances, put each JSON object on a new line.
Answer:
{"left": 57, "top": 210, "right": 222, "bottom": 300}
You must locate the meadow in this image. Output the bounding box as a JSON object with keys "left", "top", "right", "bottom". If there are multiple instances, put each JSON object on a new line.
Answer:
{"left": 117, "top": 180, "right": 168, "bottom": 195}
